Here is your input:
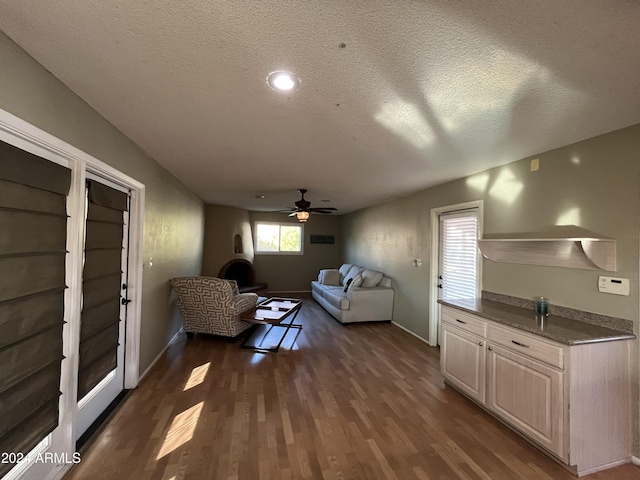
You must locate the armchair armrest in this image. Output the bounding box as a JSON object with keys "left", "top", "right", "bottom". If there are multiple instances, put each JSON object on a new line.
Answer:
{"left": 232, "top": 292, "right": 258, "bottom": 315}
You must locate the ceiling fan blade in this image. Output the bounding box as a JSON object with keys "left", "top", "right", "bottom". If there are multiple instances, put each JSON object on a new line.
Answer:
{"left": 288, "top": 211, "right": 298, "bottom": 217}
{"left": 308, "top": 209, "right": 337, "bottom": 214}
{"left": 308, "top": 207, "right": 337, "bottom": 212}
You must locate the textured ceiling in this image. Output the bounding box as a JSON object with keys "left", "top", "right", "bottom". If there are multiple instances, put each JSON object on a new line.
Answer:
{"left": 1, "top": 1, "right": 639, "bottom": 214}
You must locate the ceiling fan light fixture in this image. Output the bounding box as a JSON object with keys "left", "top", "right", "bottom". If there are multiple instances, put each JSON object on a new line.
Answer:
{"left": 296, "top": 211, "right": 310, "bottom": 222}
{"left": 267, "top": 71, "right": 300, "bottom": 92}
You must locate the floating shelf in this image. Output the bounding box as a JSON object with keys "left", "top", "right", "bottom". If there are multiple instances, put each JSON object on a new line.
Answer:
{"left": 477, "top": 225, "right": 616, "bottom": 271}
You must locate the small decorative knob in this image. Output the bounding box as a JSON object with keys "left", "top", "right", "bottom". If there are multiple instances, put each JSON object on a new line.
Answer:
{"left": 479, "top": 341, "right": 484, "bottom": 346}
{"left": 488, "top": 346, "right": 493, "bottom": 351}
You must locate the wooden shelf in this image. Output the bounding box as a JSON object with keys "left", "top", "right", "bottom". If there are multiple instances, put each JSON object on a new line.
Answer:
{"left": 477, "top": 226, "right": 616, "bottom": 271}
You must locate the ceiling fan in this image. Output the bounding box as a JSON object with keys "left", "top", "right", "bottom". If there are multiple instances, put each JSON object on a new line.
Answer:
{"left": 286, "top": 189, "right": 337, "bottom": 222}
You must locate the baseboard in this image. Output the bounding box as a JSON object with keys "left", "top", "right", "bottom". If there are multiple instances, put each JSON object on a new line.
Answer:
{"left": 137, "top": 326, "right": 184, "bottom": 383}
{"left": 391, "top": 321, "right": 430, "bottom": 344}
{"left": 632, "top": 455, "right": 640, "bottom": 466}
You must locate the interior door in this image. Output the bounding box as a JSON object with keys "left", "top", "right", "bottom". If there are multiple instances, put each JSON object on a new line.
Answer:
{"left": 75, "top": 174, "right": 130, "bottom": 441}
{"left": 437, "top": 209, "right": 480, "bottom": 344}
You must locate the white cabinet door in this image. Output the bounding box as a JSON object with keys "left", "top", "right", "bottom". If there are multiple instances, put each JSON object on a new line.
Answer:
{"left": 441, "top": 323, "right": 486, "bottom": 403}
{"left": 487, "top": 344, "right": 565, "bottom": 460}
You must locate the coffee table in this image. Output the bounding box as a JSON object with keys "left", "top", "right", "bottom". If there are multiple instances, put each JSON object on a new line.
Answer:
{"left": 239, "top": 297, "right": 303, "bottom": 352}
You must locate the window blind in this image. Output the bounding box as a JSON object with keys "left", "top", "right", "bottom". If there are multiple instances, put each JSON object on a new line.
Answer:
{"left": 77, "top": 180, "right": 127, "bottom": 400}
{"left": 0, "top": 139, "right": 71, "bottom": 478}
{"left": 439, "top": 211, "right": 479, "bottom": 301}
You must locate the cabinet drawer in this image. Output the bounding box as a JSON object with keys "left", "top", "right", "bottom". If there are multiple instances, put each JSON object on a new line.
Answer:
{"left": 489, "top": 325, "right": 564, "bottom": 369}
{"left": 442, "top": 306, "right": 487, "bottom": 338}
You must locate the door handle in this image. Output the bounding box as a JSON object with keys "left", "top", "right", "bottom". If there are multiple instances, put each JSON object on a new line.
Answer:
{"left": 121, "top": 298, "right": 132, "bottom": 305}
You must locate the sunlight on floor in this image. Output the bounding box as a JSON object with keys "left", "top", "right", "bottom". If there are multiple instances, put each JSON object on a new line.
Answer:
{"left": 156, "top": 402, "right": 204, "bottom": 459}
{"left": 183, "top": 362, "right": 211, "bottom": 391}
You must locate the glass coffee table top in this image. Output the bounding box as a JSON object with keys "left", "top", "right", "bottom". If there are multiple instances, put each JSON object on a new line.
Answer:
{"left": 239, "top": 298, "right": 303, "bottom": 352}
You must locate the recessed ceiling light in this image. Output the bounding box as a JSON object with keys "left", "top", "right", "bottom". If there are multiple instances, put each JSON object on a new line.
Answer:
{"left": 267, "top": 71, "right": 300, "bottom": 92}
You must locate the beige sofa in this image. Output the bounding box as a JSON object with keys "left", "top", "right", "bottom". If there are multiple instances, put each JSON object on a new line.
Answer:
{"left": 311, "top": 263, "right": 394, "bottom": 323}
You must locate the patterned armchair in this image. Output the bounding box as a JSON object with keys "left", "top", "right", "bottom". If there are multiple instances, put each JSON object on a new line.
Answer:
{"left": 170, "top": 277, "right": 258, "bottom": 338}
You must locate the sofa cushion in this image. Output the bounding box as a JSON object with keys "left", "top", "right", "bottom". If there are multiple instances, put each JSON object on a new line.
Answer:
{"left": 338, "top": 264, "right": 354, "bottom": 285}
{"left": 343, "top": 266, "right": 364, "bottom": 287}
{"left": 323, "top": 289, "right": 350, "bottom": 310}
{"left": 360, "top": 269, "right": 384, "bottom": 288}
{"left": 318, "top": 269, "right": 340, "bottom": 286}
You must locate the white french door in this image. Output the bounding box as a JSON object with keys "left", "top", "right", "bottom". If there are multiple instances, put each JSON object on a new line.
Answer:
{"left": 75, "top": 173, "right": 130, "bottom": 441}
{"left": 435, "top": 207, "right": 482, "bottom": 345}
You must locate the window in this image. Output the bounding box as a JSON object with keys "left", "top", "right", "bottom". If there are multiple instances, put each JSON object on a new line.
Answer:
{"left": 255, "top": 222, "right": 303, "bottom": 254}
{"left": 438, "top": 210, "right": 480, "bottom": 300}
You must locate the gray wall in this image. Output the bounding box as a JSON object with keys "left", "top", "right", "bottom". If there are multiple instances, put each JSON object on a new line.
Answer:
{"left": 0, "top": 32, "right": 205, "bottom": 373}
{"left": 249, "top": 212, "right": 342, "bottom": 292}
{"left": 201, "top": 204, "right": 255, "bottom": 276}
{"left": 342, "top": 123, "right": 640, "bottom": 456}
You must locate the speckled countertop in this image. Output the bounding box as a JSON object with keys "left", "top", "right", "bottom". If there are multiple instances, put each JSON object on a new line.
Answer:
{"left": 439, "top": 297, "right": 636, "bottom": 345}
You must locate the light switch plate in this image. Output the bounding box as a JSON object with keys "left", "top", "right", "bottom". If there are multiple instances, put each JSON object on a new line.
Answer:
{"left": 598, "top": 276, "right": 629, "bottom": 296}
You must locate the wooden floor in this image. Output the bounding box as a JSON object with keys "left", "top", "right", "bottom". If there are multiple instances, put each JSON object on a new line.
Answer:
{"left": 65, "top": 300, "right": 639, "bottom": 480}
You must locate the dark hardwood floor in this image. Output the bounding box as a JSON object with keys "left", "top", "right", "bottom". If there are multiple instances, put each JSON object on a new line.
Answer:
{"left": 65, "top": 299, "right": 639, "bottom": 479}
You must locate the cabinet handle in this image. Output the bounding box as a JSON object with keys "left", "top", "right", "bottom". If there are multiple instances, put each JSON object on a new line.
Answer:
{"left": 488, "top": 346, "right": 493, "bottom": 351}
{"left": 511, "top": 340, "right": 530, "bottom": 348}
{"left": 479, "top": 341, "right": 484, "bottom": 346}
{"left": 455, "top": 318, "right": 467, "bottom": 324}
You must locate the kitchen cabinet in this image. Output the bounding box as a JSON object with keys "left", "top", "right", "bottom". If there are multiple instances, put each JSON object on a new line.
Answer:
{"left": 487, "top": 342, "right": 564, "bottom": 459}
{"left": 440, "top": 305, "right": 631, "bottom": 475}
{"left": 441, "top": 323, "right": 486, "bottom": 403}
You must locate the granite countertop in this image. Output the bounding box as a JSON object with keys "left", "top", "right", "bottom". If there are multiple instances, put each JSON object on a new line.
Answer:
{"left": 439, "top": 297, "right": 636, "bottom": 345}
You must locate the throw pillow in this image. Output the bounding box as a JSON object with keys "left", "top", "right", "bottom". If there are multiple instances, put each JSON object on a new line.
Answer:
{"left": 343, "top": 266, "right": 364, "bottom": 287}
{"left": 347, "top": 273, "right": 363, "bottom": 292}
{"left": 319, "top": 269, "right": 340, "bottom": 286}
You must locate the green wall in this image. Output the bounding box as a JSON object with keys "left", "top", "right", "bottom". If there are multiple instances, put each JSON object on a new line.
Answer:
{"left": 342, "top": 123, "right": 640, "bottom": 456}
{"left": 0, "top": 32, "right": 205, "bottom": 374}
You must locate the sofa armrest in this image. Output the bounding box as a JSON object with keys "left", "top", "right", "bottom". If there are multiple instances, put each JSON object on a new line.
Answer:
{"left": 232, "top": 292, "right": 258, "bottom": 315}
{"left": 346, "top": 286, "right": 394, "bottom": 319}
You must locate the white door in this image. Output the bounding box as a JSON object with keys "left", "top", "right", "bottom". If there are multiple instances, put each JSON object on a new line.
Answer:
{"left": 437, "top": 209, "right": 481, "bottom": 344}
{"left": 75, "top": 173, "right": 130, "bottom": 441}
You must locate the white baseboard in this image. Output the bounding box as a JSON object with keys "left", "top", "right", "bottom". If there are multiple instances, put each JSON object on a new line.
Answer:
{"left": 137, "top": 327, "right": 184, "bottom": 383}
{"left": 392, "top": 321, "right": 430, "bottom": 345}
{"left": 632, "top": 455, "right": 640, "bottom": 466}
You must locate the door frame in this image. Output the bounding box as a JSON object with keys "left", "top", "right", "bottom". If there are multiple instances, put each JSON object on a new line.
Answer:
{"left": 429, "top": 200, "right": 483, "bottom": 347}
{"left": 0, "top": 108, "right": 145, "bottom": 480}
